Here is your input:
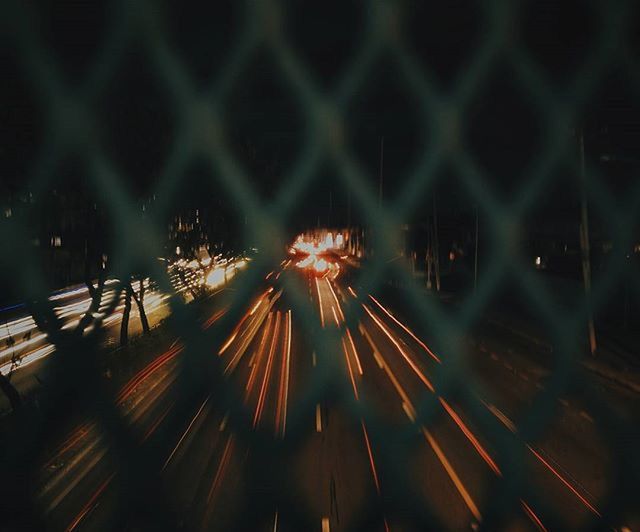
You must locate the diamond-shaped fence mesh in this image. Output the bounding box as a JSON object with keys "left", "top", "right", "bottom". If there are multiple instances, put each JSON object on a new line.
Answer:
{"left": 1, "top": 0, "right": 639, "bottom": 530}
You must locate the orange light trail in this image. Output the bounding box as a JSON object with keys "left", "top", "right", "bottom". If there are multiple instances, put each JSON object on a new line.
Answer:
{"left": 246, "top": 313, "right": 273, "bottom": 396}
{"left": 163, "top": 397, "right": 210, "bottom": 470}
{"left": 218, "top": 303, "right": 257, "bottom": 355}
{"left": 439, "top": 398, "right": 501, "bottom": 476}
{"left": 363, "top": 305, "right": 435, "bottom": 392}
{"left": 44, "top": 424, "right": 91, "bottom": 471}
{"left": 117, "top": 344, "right": 182, "bottom": 404}
{"left": 225, "top": 292, "right": 280, "bottom": 375}
{"left": 202, "top": 307, "right": 228, "bottom": 329}
{"left": 326, "top": 279, "right": 345, "bottom": 323}
{"left": 207, "top": 435, "right": 234, "bottom": 503}
{"left": 483, "top": 401, "right": 600, "bottom": 517}
{"left": 141, "top": 403, "right": 173, "bottom": 443}
{"left": 315, "top": 278, "right": 325, "bottom": 328}
{"left": 520, "top": 499, "right": 547, "bottom": 531}
{"left": 341, "top": 337, "right": 359, "bottom": 400}
{"left": 249, "top": 297, "right": 264, "bottom": 316}
{"left": 276, "top": 310, "right": 292, "bottom": 437}
{"left": 364, "top": 316, "right": 500, "bottom": 479}
{"left": 331, "top": 307, "right": 340, "bottom": 326}
{"left": 66, "top": 473, "right": 115, "bottom": 532}
{"left": 368, "top": 294, "right": 441, "bottom": 364}
{"left": 347, "top": 286, "right": 357, "bottom": 298}
{"left": 218, "top": 331, "right": 238, "bottom": 356}
{"left": 422, "top": 427, "right": 482, "bottom": 522}
{"left": 345, "top": 328, "right": 363, "bottom": 375}
{"left": 361, "top": 421, "right": 381, "bottom": 494}
{"left": 360, "top": 326, "right": 416, "bottom": 418}
{"left": 254, "top": 312, "right": 281, "bottom": 428}
{"left": 282, "top": 310, "right": 292, "bottom": 435}
{"left": 527, "top": 445, "right": 601, "bottom": 517}
{"left": 362, "top": 322, "right": 480, "bottom": 521}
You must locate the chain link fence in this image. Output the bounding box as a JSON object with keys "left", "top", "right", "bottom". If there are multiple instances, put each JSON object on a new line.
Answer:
{"left": 1, "top": 0, "right": 639, "bottom": 530}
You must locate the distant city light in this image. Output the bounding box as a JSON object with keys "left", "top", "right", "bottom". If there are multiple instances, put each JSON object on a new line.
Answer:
{"left": 206, "top": 267, "right": 225, "bottom": 288}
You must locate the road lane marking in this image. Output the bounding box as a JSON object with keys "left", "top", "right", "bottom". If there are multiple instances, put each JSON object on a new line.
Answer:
{"left": 580, "top": 410, "right": 593, "bottom": 423}
{"left": 482, "top": 401, "right": 517, "bottom": 434}
{"left": 321, "top": 517, "right": 330, "bottom": 532}
{"left": 316, "top": 404, "right": 322, "bottom": 432}
{"left": 402, "top": 401, "right": 416, "bottom": 422}
{"left": 422, "top": 427, "right": 482, "bottom": 522}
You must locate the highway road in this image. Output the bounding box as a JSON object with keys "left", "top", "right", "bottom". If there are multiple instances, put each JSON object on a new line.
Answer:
{"left": 24, "top": 248, "right": 636, "bottom": 531}
{"left": 0, "top": 257, "right": 245, "bottom": 413}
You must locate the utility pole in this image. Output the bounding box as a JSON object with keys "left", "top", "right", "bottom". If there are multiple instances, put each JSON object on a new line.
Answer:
{"left": 426, "top": 223, "right": 432, "bottom": 290}
{"left": 379, "top": 137, "right": 384, "bottom": 209}
{"left": 474, "top": 205, "right": 479, "bottom": 292}
{"left": 433, "top": 193, "right": 440, "bottom": 292}
{"left": 578, "top": 128, "right": 597, "bottom": 356}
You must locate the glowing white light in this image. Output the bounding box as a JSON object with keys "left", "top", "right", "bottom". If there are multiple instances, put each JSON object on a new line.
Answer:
{"left": 206, "top": 268, "right": 226, "bottom": 288}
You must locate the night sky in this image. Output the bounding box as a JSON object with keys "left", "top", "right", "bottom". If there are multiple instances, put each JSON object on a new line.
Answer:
{"left": 1, "top": 0, "right": 639, "bottom": 230}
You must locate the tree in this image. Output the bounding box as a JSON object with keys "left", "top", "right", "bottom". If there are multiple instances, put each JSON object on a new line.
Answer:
{"left": 0, "top": 335, "right": 22, "bottom": 413}
{"left": 76, "top": 254, "right": 108, "bottom": 336}
{"left": 131, "top": 276, "right": 150, "bottom": 334}
{"left": 119, "top": 274, "right": 152, "bottom": 347}
{"left": 0, "top": 372, "right": 21, "bottom": 413}
{"left": 120, "top": 281, "right": 133, "bottom": 347}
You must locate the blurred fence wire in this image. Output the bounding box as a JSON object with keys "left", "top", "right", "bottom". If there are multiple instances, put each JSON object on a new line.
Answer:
{"left": 1, "top": 0, "right": 639, "bottom": 530}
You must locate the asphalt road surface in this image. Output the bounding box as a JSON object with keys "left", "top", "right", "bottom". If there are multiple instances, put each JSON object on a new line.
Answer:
{"left": 28, "top": 254, "right": 637, "bottom": 531}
